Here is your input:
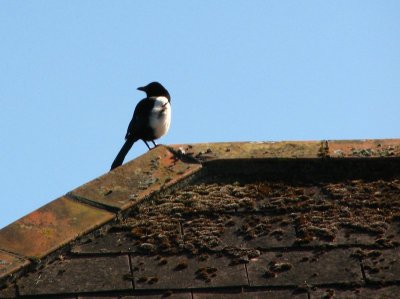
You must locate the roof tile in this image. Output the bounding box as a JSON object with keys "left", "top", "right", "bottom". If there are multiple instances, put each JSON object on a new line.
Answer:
{"left": 0, "top": 251, "right": 30, "bottom": 281}
{"left": 361, "top": 249, "right": 400, "bottom": 283}
{"left": 0, "top": 284, "right": 16, "bottom": 298}
{"left": 311, "top": 286, "right": 400, "bottom": 298}
{"left": 218, "top": 215, "right": 297, "bottom": 249}
{"left": 0, "top": 197, "right": 114, "bottom": 259}
{"left": 69, "top": 145, "right": 202, "bottom": 211}
{"left": 131, "top": 254, "right": 248, "bottom": 289}
{"left": 247, "top": 249, "right": 363, "bottom": 287}
{"left": 18, "top": 255, "right": 131, "bottom": 295}
{"left": 170, "top": 141, "right": 322, "bottom": 161}
{"left": 71, "top": 231, "right": 139, "bottom": 255}
{"left": 193, "top": 290, "right": 308, "bottom": 299}
{"left": 327, "top": 139, "right": 400, "bottom": 158}
{"left": 83, "top": 294, "right": 192, "bottom": 299}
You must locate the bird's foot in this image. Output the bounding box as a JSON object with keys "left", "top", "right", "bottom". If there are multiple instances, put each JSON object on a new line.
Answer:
{"left": 149, "top": 144, "right": 162, "bottom": 150}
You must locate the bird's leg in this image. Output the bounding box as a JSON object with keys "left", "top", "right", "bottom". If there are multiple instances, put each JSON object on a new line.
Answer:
{"left": 151, "top": 140, "right": 157, "bottom": 148}
{"left": 143, "top": 141, "right": 151, "bottom": 150}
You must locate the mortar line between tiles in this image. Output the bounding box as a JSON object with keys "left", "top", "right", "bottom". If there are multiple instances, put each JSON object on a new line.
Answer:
{"left": 0, "top": 248, "right": 28, "bottom": 260}
{"left": 127, "top": 253, "right": 135, "bottom": 290}
{"left": 359, "top": 257, "right": 367, "bottom": 284}
{"left": 179, "top": 221, "right": 184, "bottom": 237}
{"left": 15, "top": 282, "right": 20, "bottom": 298}
{"left": 244, "top": 263, "right": 250, "bottom": 287}
{"left": 65, "top": 192, "right": 120, "bottom": 214}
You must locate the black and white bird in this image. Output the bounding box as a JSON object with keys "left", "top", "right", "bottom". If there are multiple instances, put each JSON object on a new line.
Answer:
{"left": 110, "top": 82, "right": 171, "bottom": 170}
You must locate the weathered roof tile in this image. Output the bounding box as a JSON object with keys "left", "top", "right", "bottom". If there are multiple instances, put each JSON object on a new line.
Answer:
{"left": 0, "top": 251, "right": 30, "bottom": 282}
{"left": 311, "top": 285, "right": 400, "bottom": 298}
{"left": 0, "top": 284, "right": 17, "bottom": 299}
{"left": 71, "top": 231, "right": 138, "bottom": 255}
{"left": 193, "top": 290, "right": 308, "bottom": 299}
{"left": 247, "top": 249, "right": 363, "bottom": 287}
{"left": 18, "top": 255, "right": 131, "bottom": 295}
{"left": 361, "top": 249, "right": 400, "bottom": 283}
{"left": 81, "top": 294, "right": 193, "bottom": 299}
{"left": 170, "top": 141, "right": 322, "bottom": 162}
{"left": 0, "top": 197, "right": 114, "bottom": 258}
{"left": 69, "top": 145, "right": 202, "bottom": 211}
{"left": 131, "top": 254, "right": 248, "bottom": 290}
{"left": 327, "top": 139, "right": 400, "bottom": 158}
{"left": 218, "top": 215, "right": 297, "bottom": 249}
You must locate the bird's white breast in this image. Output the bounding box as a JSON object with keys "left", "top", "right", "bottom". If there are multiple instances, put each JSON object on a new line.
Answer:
{"left": 149, "top": 96, "right": 171, "bottom": 139}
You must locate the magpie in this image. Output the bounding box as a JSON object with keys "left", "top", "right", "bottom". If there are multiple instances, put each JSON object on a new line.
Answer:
{"left": 110, "top": 82, "right": 171, "bottom": 170}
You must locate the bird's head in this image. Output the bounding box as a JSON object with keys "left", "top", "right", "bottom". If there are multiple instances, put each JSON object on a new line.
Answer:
{"left": 137, "top": 82, "right": 170, "bottom": 101}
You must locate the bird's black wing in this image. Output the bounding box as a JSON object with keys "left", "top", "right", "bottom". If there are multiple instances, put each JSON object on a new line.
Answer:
{"left": 125, "top": 98, "right": 155, "bottom": 140}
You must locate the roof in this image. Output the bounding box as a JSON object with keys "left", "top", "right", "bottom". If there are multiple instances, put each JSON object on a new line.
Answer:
{"left": 1, "top": 139, "right": 400, "bottom": 298}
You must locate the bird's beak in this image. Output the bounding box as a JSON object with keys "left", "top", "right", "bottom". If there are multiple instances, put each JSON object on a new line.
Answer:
{"left": 137, "top": 86, "right": 145, "bottom": 91}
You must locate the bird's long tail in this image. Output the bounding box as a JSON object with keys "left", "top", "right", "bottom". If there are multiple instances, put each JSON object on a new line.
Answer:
{"left": 110, "top": 137, "right": 138, "bottom": 170}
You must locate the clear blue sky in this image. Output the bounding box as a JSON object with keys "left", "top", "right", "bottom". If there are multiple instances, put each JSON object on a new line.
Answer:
{"left": 1, "top": 1, "right": 399, "bottom": 228}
